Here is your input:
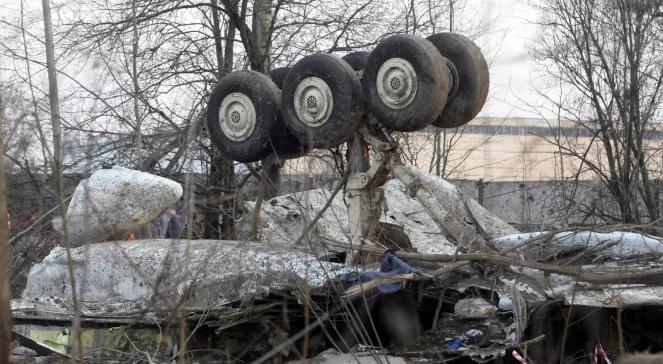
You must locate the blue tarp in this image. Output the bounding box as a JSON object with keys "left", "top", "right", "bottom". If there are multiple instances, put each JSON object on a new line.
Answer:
{"left": 337, "top": 250, "right": 419, "bottom": 294}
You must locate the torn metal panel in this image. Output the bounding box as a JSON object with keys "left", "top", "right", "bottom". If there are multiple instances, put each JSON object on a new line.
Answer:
{"left": 241, "top": 188, "right": 352, "bottom": 247}
{"left": 17, "top": 239, "right": 361, "bottom": 314}
{"left": 59, "top": 167, "right": 183, "bottom": 246}
{"left": 492, "top": 231, "right": 663, "bottom": 259}
{"left": 13, "top": 324, "right": 174, "bottom": 359}
{"left": 240, "top": 180, "right": 461, "bottom": 255}
{"left": 567, "top": 285, "right": 663, "bottom": 308}
{"left": 463, "top": 197, "right": 520, "bottom": 238}
{"left": 382, "top": 180, "right": 456, "bottom": 254}
{"left": 12, "top": 330, "right": 72, "bottom": 358}
{"left": 505, "top": 263, "right": 663, "bottom": 308}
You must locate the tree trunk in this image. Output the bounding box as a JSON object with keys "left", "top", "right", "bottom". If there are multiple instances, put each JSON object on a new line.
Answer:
{"left": 205, "top": 0, "right": 236, "bottom": 239}
{"left": 205, "top": 149, "right": 235, "bottom": 239}
{"left": 132, "top": 0, "right": 143, "bottom": 168}
{"left": 41, "top": 0, "right": 84, "bottom": 359}
{"left": 0, "top": 96, "right": 12, "bottom": 364}
{"left": 224, "top": 17, "right": 235, "bottom": 73}
{"left": 262, "top": 155, "right": 282, "bottom": 199}
{"left": 251, "top": 0, "right": 272, "bottom": 73}
{"left": 252, "top": 0, "right": 282, "bottom": 199}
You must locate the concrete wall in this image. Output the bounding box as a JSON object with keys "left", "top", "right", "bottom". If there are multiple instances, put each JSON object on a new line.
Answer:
{"left": 452, "top": 179, "right": 619, "bottom": 231}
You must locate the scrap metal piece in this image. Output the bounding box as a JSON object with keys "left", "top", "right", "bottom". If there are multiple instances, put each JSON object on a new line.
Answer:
{"left": 12, "top": 329, "right": 72, "bottom": 358}
{"left": 17, "top": 240, "right": 361, "bottom": 314}
{"left": 454, "top": 298, "right": 497, "bottom": 319}
{"left": 511, "top": 284, "right": 528, "bottom": 343}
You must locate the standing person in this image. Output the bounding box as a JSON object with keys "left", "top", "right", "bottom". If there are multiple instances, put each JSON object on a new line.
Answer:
{"left": 165, "top": 208, "right": 182, "bottom": 239}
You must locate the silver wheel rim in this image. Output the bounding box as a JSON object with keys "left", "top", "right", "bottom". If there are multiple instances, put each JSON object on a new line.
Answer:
{"left": 219, "top": 92, "right": 256, "bottom": 141}
{"left": 293, "top": 77, "right": 333, "bottom": 127}
{"left": 376, "top": 58, "right": 417, "bottom": 109}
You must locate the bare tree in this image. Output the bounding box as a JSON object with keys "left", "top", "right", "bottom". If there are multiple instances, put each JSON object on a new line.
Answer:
{"left": 0, "top": 0, "right": 478, "bottom": 247}
{"left": 533, "top": 0, "right": 663, "bottom": 224}
{"left": 41, "top": 0, "right": 84, "bottom": 358}
{"left": 0, "top": 94, "right": 11, "bottom": 364}
{"left": 131, "top": 0, "right": 142, "bottom": 167}
{"left": 206, "top": 0, "right": 237, "bottom": 239}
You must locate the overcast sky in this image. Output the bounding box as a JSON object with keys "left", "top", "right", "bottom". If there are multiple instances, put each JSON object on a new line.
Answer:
{"left": 466, "top": 0, "right": 548, "bottom": 119}
{"left": 0, "top": 0, "right": 549, "bottom": 120}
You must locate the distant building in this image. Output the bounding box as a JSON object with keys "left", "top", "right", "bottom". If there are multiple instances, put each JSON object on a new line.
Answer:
{"left": 283, "top": 117, "right": 663, "bottom": 182}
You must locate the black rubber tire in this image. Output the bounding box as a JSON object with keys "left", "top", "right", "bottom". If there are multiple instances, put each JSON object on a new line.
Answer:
{"left": 268, "top": 67, "right": 309, "bottom": 160}
{"left": 427, "top": 32, "right": 489, "bottom": 128}
{"left": 206, "top": 71, "right": 281, "bottom": 163}
{"left": 271, "top": 128, "right": 309, "bottom": 160}
{"left": 281, "top": 53, "right": 365, "bottom": 149}
{"left": 342, "top": 51, "right": 371, "bottom": 71}
{"left": 269, "top": 67, "right": 291, "bottom": 89}
{"left": 362, "top": 34, "right": 449, "bottom": 132}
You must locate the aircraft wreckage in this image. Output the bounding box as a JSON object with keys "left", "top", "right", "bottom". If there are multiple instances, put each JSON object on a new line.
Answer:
{"left": 11, "top": 32, "right": 663, "bottom": 363}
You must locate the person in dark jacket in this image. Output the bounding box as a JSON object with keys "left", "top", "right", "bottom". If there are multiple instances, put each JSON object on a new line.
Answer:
{"left": 165, "top": 208, "right": 182, "bottom": 239}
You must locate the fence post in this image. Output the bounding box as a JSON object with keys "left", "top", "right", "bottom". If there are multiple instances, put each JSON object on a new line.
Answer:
{"left": 477, "top": 178, "right": 485, "bottom": 206}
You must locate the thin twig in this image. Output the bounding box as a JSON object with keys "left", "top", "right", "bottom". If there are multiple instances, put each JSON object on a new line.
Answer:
{"left": 329, "top": 242, "right": 663, "bottom": 284}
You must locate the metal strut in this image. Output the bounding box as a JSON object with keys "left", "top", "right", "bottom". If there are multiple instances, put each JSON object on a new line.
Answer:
{"left": 345, "top": 122, "right": 399, "bottom": 264}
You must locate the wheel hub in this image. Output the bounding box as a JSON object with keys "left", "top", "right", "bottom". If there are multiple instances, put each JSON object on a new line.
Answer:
{"left": 376, "top": 58, "right": 417, "bottom": 109}
{"left": 444, "top": 57, "right": 460, "bottom": 100}
{"left": 219, "top": 92, "right": 256, "bottom": 141}
{"left": 293, "top": 77, "right": 333, "bottom": 127}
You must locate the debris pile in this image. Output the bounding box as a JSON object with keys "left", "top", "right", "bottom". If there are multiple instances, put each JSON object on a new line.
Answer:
{"left": 239, "top": 165, "right": 517, "bottom": 255}
{"left": 10, "top": 166, "right": 663, "bottom": 363}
